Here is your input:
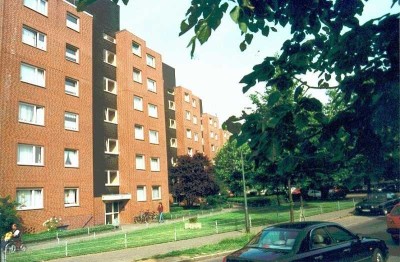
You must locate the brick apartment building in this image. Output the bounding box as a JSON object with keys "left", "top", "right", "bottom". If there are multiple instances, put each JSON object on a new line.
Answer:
{"left": 0, "top": 0, "right": 94, "bottom": 232}
{"left": 0, "top": 0, "right": 228, "bottom": 232}
{"left": 202, "top": 113, "right": 224, "bottom": 160}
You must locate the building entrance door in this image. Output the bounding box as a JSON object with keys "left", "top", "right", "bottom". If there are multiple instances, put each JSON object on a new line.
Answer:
{"left": 105, "top": 202, "right": 119, "bottom": 225}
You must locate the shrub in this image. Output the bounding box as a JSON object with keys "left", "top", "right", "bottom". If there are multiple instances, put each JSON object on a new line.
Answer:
{"left": 43, "top": 217, "right": 62, "bottom": 231}
{"left": 0, "top": 196, "right": 21, "bottom": 237}
{"left": 205, "top": 195, "right": 228, "bottom": 208}
{"left": 188, "top": 217, "right": 198, "bottom": 223}
{"left": 170, "top": 206, "right": 184, "bottom": 212}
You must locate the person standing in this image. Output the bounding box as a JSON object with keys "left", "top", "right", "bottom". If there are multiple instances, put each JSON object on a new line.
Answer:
{"left": 157, "top": 202, "right": 164, "bottom": 223}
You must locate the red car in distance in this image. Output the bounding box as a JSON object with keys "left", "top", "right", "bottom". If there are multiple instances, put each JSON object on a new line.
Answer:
{"left": 386, "top": 203, "right": 400, "bottom": 244}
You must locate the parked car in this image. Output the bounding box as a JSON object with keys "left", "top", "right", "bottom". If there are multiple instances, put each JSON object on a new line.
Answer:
{"left": 306, "top": 187, "right": 347, "bottom": 200}
{"left": 223, "top": 221, "right": 388, "bottom": 262}
{"left": 307, "top": 189, "right": 321, "bottom": 199}
{"left": 355, "top": 192, "right": 400, "bottom": 215}
{"left": 386, "top": 203, "right": 400, "bottom": 244}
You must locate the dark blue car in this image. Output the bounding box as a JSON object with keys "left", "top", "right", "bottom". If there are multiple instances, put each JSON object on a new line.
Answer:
{"left": 223, "top": 221, "right": 388, "bottom": 262}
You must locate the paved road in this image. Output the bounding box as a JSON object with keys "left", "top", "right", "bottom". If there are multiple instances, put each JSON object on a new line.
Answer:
{"left": 201, "top": 215, "right": 400, "bottom": 262}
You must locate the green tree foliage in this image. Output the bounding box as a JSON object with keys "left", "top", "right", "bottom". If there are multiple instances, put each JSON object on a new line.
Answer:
{"left": 170, "top": 153, "right": 219, "bottom": 207}
{"left": 0, "top": 196, "right": 21, "bottom": 237}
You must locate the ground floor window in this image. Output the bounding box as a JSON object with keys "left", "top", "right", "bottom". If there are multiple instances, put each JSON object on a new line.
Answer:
{"left": 16, "top": 188, "right": 43, "bottom": 210}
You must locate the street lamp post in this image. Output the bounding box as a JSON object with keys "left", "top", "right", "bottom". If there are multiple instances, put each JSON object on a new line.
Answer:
{"left": 241, "top": 150, "right": 250, "bottom": 233}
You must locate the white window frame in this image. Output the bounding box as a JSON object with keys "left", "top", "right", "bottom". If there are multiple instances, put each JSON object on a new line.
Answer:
{"left": 64, "top": 148, "right": 79, "bottom": 167}
{"left": 104, "top": 108, "right": 117, "bottom": 124}
{"left": 146, "top": 54, "right": 155, "bottom": 68}
{"left": 188, "top": 147, "right": 193, "bottom": 157}
{"left": 192, "top": 98, "right": 197, "bottom": 107}
{"left": 137, "top": 186, "right": 146, "bottom": 202}
{"left": 185, "top": 111, "right": 191, "bottom": 121}
{"left": 133, "top": 68, "right": 142, "bottom": 83}
{"left": 167, "top": 88, "right": 175, "bottom": 95}
{"left": 20, "top": 63, "right": 45, "bottom": 87}
{"left": 64, "top": 112, "right": 79, "bottom": 131}
{"left": 16, "top": 188, "right": 43, "bottom": 210}
{"left": 150, "top": 157, "right": 160, "bottom": 171}
{"left": 170, "top": 138, "right": 177, "bottom": 148}
{"left": 152, "top": 186, "right": 161, "bottom": 200}
{"left": 22, "top": 25, "right": 46, "bottom": 50}
{"left": 23, "top": 0, "right": 48, "bottom": 16}
{"left": 134, "top": 124, "right": 144, "bottom": 140}
{"left": 149, "top": 130, "right": 159, "bottom": 144}
{"left": 169, "top": 119, "right": 176, "bottom": 129}
{"left": 65, "top": 77, "right": 79, "bottom": 96}
{"left": 148, "top": 104, "right": 158, "bottom": 118}
{"left": 193, "top": 115, "right": 198, "bottom": 125}
{"left": 135, "top": 155, "right": 145, "bottom": 170}
{"left": 133, "top": 96, "right": 143, "bottom": 111}
{"left": 66, "top": 44, "right": 79, "bottom": 63}
{"left": 194, "top": 133, "right": 199, "bottom": 142}
{"left": 64, "top": 188, "right": 79, "bottom": 207}
{"left": 132, "top": 42, "right": 141, "bottom": 56}
{"left": 66, "top": 12, "right": 80, "bottom": 32}
{"left": 168, "top": 100, "right": 175, "bottom": 110}
{"left": 147, "top": 78, "right": 157, "bottom": 93}
{"left": 105, "top": 139, "right": 119, "bottom": 154}
{"left": 103, "top": 33, "right": 116, "bottom": 43}
{"left": 17, "top": 144, "right": 44, "bottom": 166}
{"left": 212, "top": 144, "right": 215, "bottom": 152}
{"left": 104, "top": 49, "right": 116, "bottom": 66}
{"left": 18, "top": 102, "right": 44, "bottom": 126}
{"left": 103, "top": 77, "right": 117, "bottom": 94}
{"left": 210, "top": 131, "right": 214, "bottom": 138}
{"left": 184, "top": 93, "right": 190, "bottom": 102}
{"left": 105, "top": 170, "right": 120, "bottom": 186}
{"left": 186, "top": 129, "right": 192, "bottom": 139}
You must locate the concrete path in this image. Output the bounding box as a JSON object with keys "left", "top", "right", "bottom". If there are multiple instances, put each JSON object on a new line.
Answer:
{"left": 50, "top": 208, "right": 355, "bottom": 262}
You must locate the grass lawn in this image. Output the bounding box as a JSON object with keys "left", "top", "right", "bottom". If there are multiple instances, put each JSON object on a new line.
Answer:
{"left": 7, "top": 199, "right": 355, "bottom": 261}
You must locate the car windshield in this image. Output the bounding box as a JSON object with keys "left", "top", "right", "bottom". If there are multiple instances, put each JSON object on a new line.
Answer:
{"left": 247, "top": 228, "right": 299, "bottom": 251}
{"left": 366, "top": 193, "right": 395, "bottom": 201}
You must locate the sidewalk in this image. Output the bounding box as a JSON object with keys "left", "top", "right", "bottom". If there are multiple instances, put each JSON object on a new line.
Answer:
{"left": 51, "top": 208, "right": 354, "bottom": 262}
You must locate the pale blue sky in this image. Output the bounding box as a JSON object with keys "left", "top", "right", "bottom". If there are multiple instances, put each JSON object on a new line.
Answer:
{"left": 120, "top": 0, "right": 398, "bottom": 123}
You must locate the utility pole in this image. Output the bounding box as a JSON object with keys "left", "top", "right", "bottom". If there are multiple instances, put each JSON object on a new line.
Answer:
{"left": 241, "top": 150, "right": 250, "bottom": 233}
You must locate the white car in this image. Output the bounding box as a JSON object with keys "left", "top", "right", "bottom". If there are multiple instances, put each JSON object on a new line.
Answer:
{"left": 307, "top": 189, "right": 322, "bottom": 198}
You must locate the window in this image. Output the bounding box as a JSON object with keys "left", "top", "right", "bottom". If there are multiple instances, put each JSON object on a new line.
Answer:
{"left": 185, "top": 111, "right": 191, "bottom": 120}
{"left": 214, "top": 122, "right": 217, "bottom": 127}
{"left": 149, "top": 130, "right": 159, "bottom": 144}
{"left": 215, "top": 134, "right": 219, "bottom": 140}
{"left": 210, "top": 131, "right": 214, "bottom": 138}
{"left": 66, "top": 0, "right": 78, "bottom": 6}
{"left": 188, "top": 147, "right": 193, "bottom": 156}
{"left": 148, "top": 104, "right": 158, "bottom": 118}
{"left": 134, "top": 124, "right": 144, "bottom": 140}
{"left": 103, "top": 77, "right": 117, "bottom": 94}
{"left": 169, "top": 119, "right": 176, "bottom": 129}
{"left": 103, "top": 33, "right": 116, "bottom": 43}
{"left": 135, "top": 155, "right": 145, "bottom": 170}
{"left": 137, "top": 186, "right": 146, "bottom": 201}
{"left": 18, "top": 102, "right": 44, "bottom": 125}
{"left": 325, "top": 226, "right": 355, "bottom": 243}
{"left": 186, "top": 129, "right": 192, "bottom": 139}
{"left": 20, "top": 63, "right": 45, "bottom": 87}
{"left": 133, "top": 68, "right": 142, "bottom": 83}
{"left": 152, "top": 186, "right": 161, "bottom": 200}
{"left": 133, "top": 96, "right": 143, "bottom": 111}
{"left": 212, "top": 144, "right": 215, "bottom": 152}
{"left": 104, "top": 108, "right": 117, "bottom": 124}
{"left": 66, "top": 12, "right": 79, "bottom": 31}
{"left": 194, "top": 133, "right": 199, "bottom": 142}
{"left": 105, "top": 139, "right": 118, "bottom": 154}
{"left": 22, "top": 26, "right": 46, "bottom": 50}
{"left": 146, "top": 54, "right": 155, "bottom": 67}
{"left": 105, "top": 170, "right": 119, "bottom": 186}
{"left": 168, "top": 100, "right": 175, "bottom": 110}
{"left": 150, "top": 157, "right": 160, "bottom": 171}
{"left": 132, "top": 42, "right": 141, "bottom": 56}
{"left": 209, "top": 118, "right": 213, "bottom": 124}
{"left": 192, "top": 98, "right": 197, "bottom": 107}
{"left": 64, "top": 149, "right": 79, "bottom": 167}
{"left": 170, "top": 138, "right": 177, "bottom": 148}
{"left": 184, "top": 92, "right": 190, "bottom": 102}
{"left": 17, "top": 144, "right": 43, "bottom": 165}
{"left": 147, "top": 78, "right": 156, "bottom": 92}
{"left": 23, "top": 0, "right": 47, "bottom": 16}
{"left": 64, "top": 112, "right": 79, "bottom": 131}
{"left": 104, "top": 50, "right": 116, "bottom": 66}
{"left": 193, "top": 115, "right": 197, "bottom": 124}
{"left": 167, "top": 88, "right": 175, "bottom": 95}
{"left": 65, "top": 78, "right": 79, "bottom": 96}
{"left": 66, "top": 44, "right": 79, "bottom": 63}
{"left": 64, "top": 188, "right": 79, "bottom": 206}
{"left": 16, "top": 189, "right": 43, "bottom": 210}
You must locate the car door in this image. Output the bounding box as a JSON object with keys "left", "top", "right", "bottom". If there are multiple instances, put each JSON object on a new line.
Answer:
{"left": 294, "top": 226, "right": 352, "bottom": 262}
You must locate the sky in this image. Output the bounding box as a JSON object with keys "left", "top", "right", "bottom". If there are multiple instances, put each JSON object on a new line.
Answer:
{"left": 119, "top": 0, "right": 398, "bottom": 124}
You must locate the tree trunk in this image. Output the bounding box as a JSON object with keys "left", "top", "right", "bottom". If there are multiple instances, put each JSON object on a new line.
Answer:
{"left": 276, "top": 193, "right": 281, "bottom": 206}
{"left": 288, "top": 177, "right": 294, "bottom": 223}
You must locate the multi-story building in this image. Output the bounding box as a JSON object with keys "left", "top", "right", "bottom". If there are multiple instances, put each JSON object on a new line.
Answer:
{"left": 0, "top": 0, "right": 94, "bottom": 232}
{"left": 201, "top": 113, "right": 222, "bottom": 160}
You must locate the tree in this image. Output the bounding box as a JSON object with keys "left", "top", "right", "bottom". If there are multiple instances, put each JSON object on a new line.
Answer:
{"left": 0, "top": 196, "right": 21, "bottom": 237}
{"left": 170, "top": 153, "right": 219, "bottom": 207}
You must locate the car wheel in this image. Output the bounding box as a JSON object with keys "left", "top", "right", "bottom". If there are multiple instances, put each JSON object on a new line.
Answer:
{"left": 7, "top": 244, "right": 16, "bottom": 253}
{"left": 371, "top": 248, "right": 384, "bottom": 262}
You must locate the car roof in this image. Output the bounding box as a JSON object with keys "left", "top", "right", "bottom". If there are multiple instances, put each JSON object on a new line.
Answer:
{"left": 266, "top": 221, "right": 335, "bottom": 230}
